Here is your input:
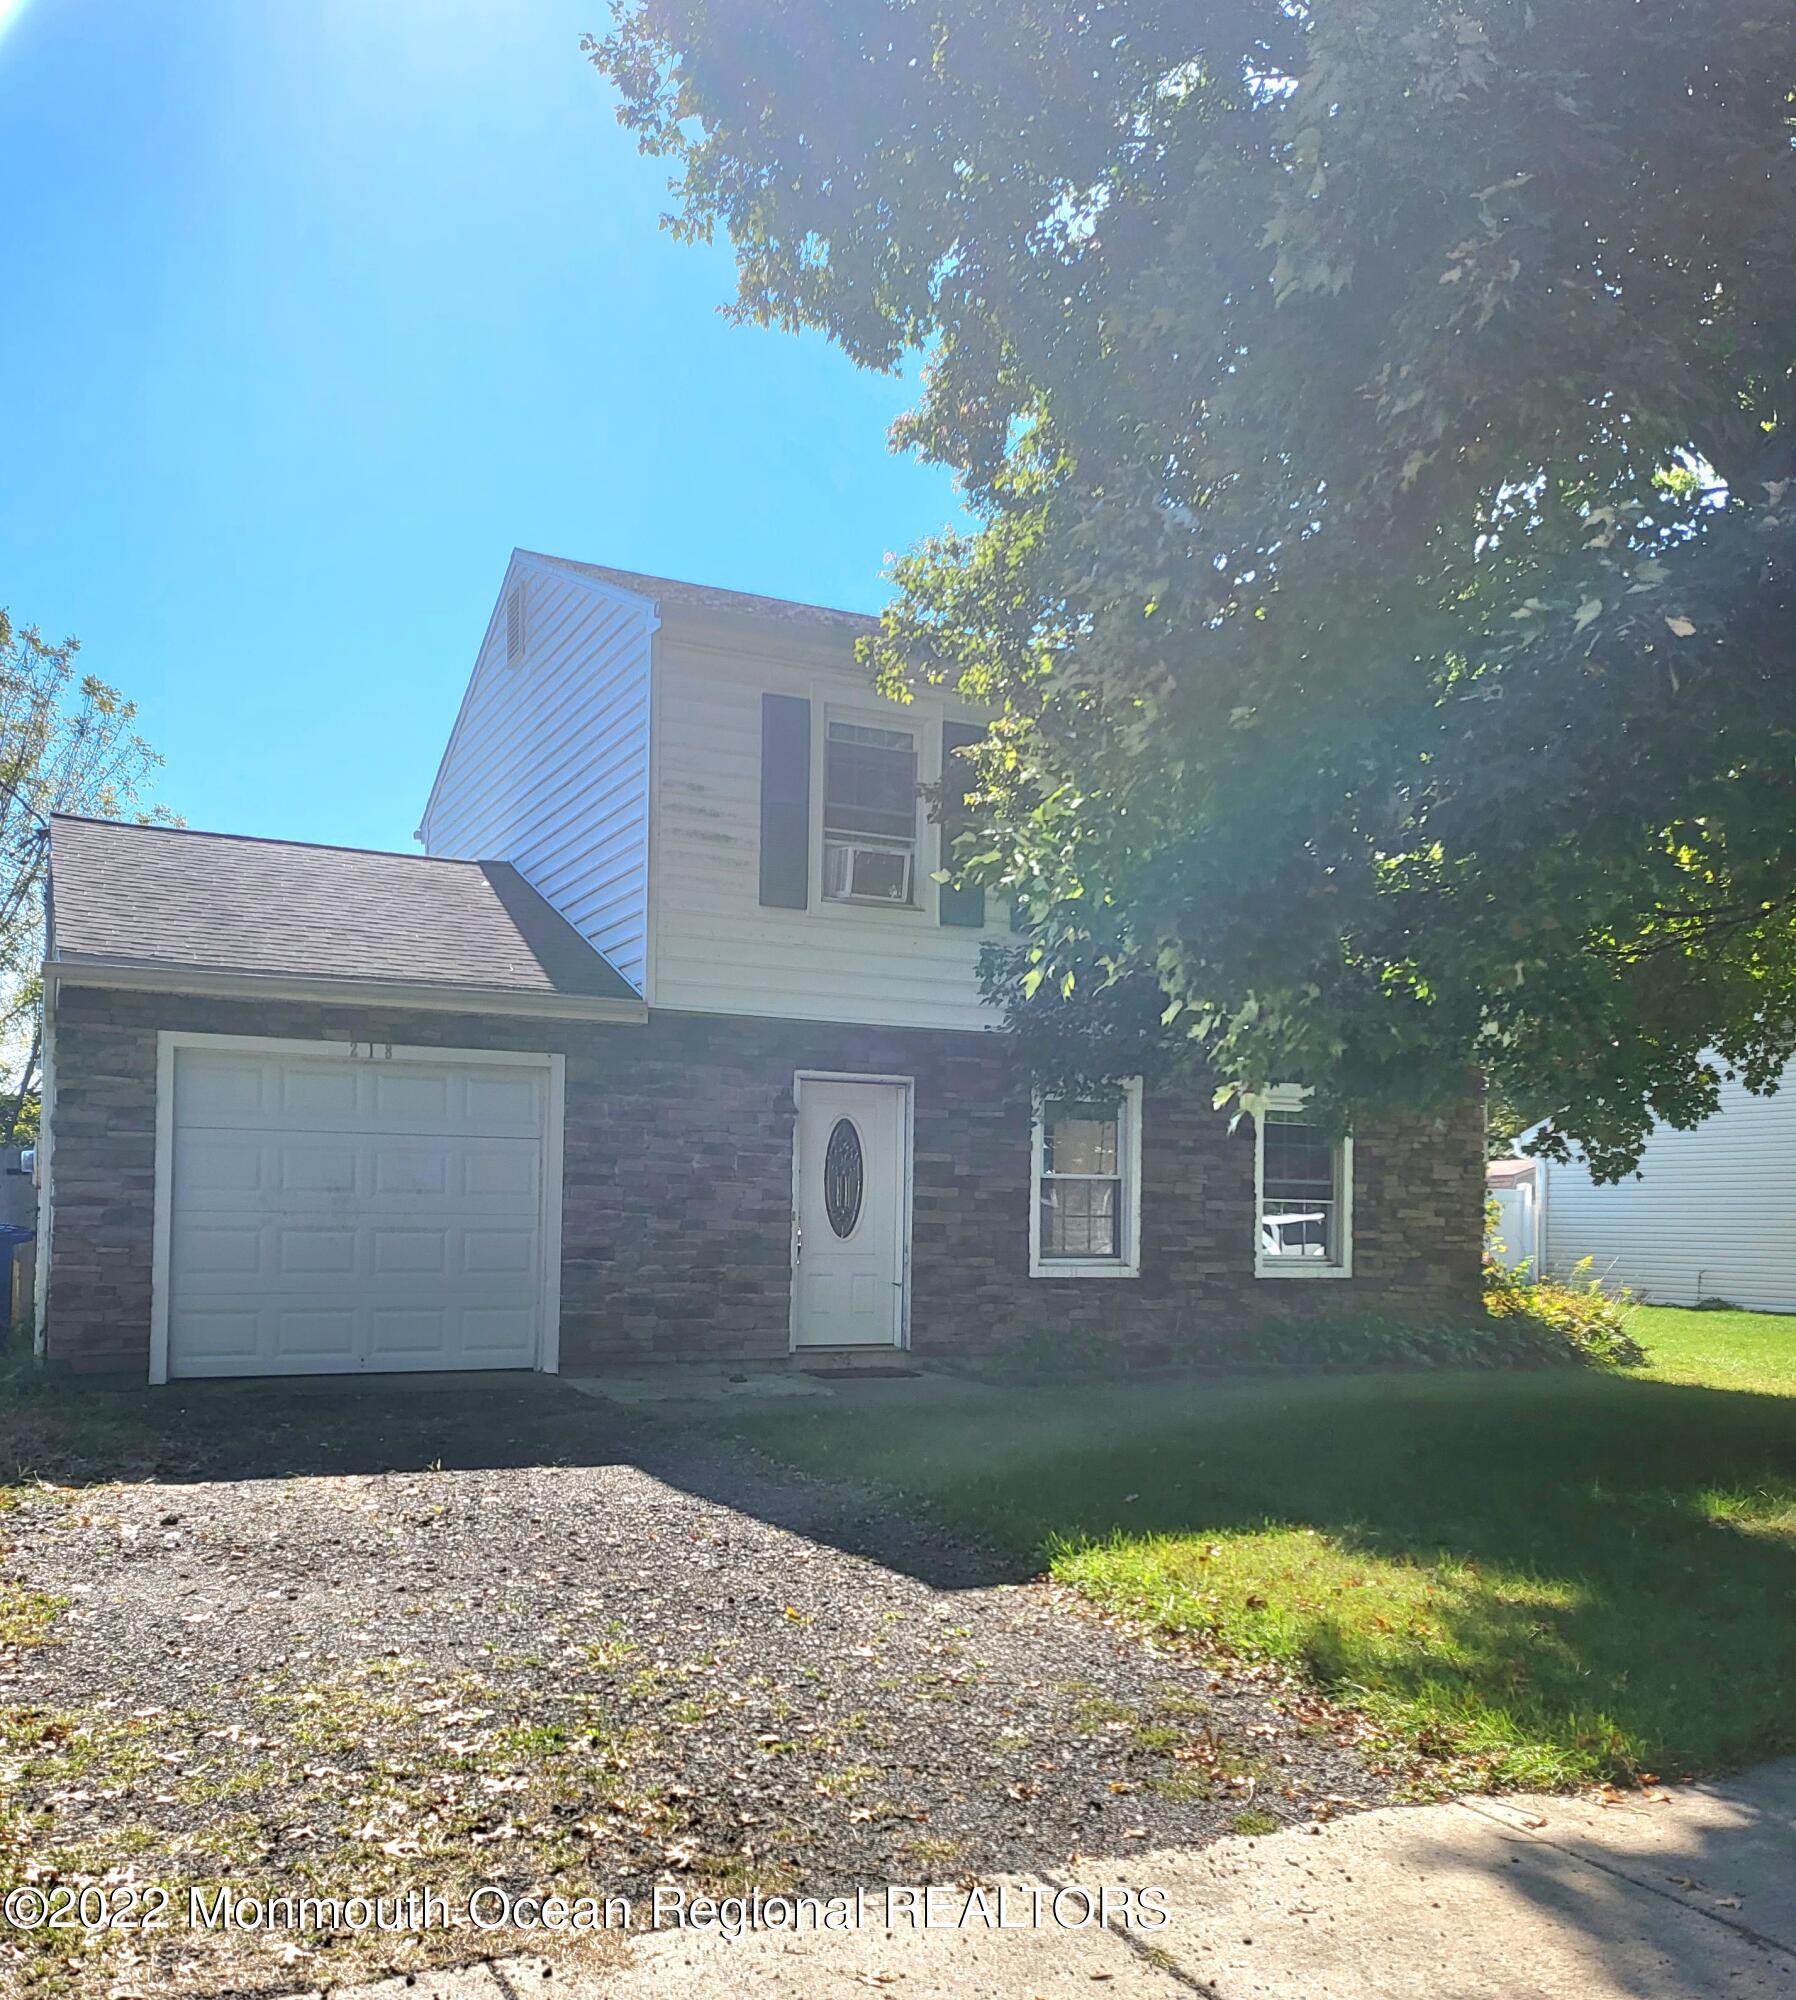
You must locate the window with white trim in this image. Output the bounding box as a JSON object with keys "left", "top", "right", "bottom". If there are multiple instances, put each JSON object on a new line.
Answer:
{"left": 1255, "top": 1091, "right": 1353, "bottom": 1276}
{"left": 823, "top": 720, "right": 919, "bottom": 905}
{"left": 1030, "top": 1078, "right": 1143, "bottom": 1278}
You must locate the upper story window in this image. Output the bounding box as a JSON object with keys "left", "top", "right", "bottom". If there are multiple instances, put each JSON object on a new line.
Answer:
{"left": 823, "top": 720, "right": 919, "bottom": 906}
{"left": 1030, "top": 1078, "right": 1143, "bottom": 1279}
{"left": 1255, "top": 1090, "right": 1354, "bottom": 1277}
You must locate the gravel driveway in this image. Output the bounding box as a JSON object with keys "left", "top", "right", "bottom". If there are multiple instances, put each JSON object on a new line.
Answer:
{"left": 1, "top": 1375, "right": 1385, "bottom": 1993}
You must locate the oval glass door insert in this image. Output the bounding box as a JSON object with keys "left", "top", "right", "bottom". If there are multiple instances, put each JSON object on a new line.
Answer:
{"left": 823, "top": 1118, "right": 865, "bottom": 1237}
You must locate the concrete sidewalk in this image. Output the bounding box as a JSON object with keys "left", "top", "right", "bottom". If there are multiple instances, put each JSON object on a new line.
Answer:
{"left": 283, "top": 1759, "right": 1796, "bottom": 2000}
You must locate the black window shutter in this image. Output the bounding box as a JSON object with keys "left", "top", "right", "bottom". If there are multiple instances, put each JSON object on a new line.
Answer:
{"left": 759, "top": 693, "right": 812, "bottom": 909}
{"left": 938, "top": 721, "right": 986, "bottom": 928}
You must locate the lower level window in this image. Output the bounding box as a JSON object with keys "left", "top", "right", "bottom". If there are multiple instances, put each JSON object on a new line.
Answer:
{"left": 1031, "top": 1078, "right": 1143, "bottom": 1278}
{"left": 1256, "top": 1091, "right": 1353, "bottom": 1276}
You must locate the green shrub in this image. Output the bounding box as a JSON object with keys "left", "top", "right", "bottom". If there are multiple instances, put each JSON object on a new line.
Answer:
{"left": 1482, "top": 1255, "right": 1646, "bottom": 1370}
{"left": 1211, "top": 1297, "right": 1643, "bottom": 1374}
{"left": 953, "top": 1286, "right": 1645, "bottom": 1384}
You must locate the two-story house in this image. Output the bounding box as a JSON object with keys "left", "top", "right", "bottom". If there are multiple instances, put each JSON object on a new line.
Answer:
{"left": 33, "top": 551, "right": 1484, "bottom": 1380}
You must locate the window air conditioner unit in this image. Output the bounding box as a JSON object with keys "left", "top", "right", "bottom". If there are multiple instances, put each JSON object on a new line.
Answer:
{"left": 823, "top": 838, "right": 913, "bottom": 904}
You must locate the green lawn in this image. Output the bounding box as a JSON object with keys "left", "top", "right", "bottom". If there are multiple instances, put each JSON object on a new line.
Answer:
{"left": 716, "top": 1305, "right": 1796, "bottom": 1792}
{"left": 1635, "top": 1303, "right": 1796, "bottom": 1393}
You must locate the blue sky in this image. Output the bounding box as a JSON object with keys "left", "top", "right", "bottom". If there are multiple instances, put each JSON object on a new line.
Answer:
{"left": 0, "top": 0, "right": 960, "bottom": 850}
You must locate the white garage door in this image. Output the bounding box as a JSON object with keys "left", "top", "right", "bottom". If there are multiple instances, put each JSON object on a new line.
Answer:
{"left": 163, "top": 1043, "right": 554, "bottom": 1379}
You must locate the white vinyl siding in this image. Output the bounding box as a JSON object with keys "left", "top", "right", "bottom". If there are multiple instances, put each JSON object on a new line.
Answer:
{"left": 1540, "top": 1058, "right": 1796, "bottom": 1311}
{"left": 649, "top": 637, "right": 1008, "bottom": 1032}
{"left": 421, "top": 557, "right": 654, "bottom": 994}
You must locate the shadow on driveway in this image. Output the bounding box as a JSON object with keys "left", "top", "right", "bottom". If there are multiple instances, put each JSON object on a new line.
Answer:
{"left": 0, "top": 1368, "right": 1032, "bottom": 1591}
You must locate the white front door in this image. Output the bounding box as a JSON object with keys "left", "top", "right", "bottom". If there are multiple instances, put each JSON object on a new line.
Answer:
{"left": 793, "top": 1078, "right": 909, "bottom": 1349}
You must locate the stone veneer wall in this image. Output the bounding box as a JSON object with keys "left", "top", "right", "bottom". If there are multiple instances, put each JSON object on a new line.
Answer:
{"left": 44, "top": 984, "right": 1485, "bottom": 1374}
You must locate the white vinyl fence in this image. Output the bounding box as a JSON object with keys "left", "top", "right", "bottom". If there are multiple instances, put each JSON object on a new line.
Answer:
{"left": 1489, "top": 1180, "right": 1539, "bottom": 1271}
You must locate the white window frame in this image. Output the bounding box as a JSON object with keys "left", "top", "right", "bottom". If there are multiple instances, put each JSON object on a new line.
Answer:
{"left": 1254, "top": 1086, "right": 1354, "bottom": 1279}
{"left": 818, "top": 709, "right": 925, "bottom": 912}
{"left": 1030, "top": 1077, "right": 1143, "bottom": 1279}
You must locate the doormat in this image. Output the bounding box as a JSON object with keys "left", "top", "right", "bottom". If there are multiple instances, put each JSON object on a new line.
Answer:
{"left": 800, "top": 1366, "right": 923, "bottom": 1381}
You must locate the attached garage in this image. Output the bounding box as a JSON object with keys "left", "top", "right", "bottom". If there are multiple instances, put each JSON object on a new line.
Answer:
{"left": 38, "top": 814, "right": 646, "bottom": 1380}
{"left": 156, "top": 1039, "right": 562, "bottom": 1381}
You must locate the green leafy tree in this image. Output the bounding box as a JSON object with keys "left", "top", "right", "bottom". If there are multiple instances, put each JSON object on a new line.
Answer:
{"left": 0, "top": 610, "right": 168, "bottom": 1142}
{"left": 590, "top": 0, "right": 1796, "bottom": 1177}
{"left": 1484, "top": 1082, "right": 1547, "bottom": 1162}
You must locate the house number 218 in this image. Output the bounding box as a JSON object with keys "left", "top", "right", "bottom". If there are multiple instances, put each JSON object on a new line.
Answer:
{"left": 348, "top": 1041, "right": 394, "bottom": 1061}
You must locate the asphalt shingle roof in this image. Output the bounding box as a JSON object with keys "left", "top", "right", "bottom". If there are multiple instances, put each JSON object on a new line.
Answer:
{"left": 46, "top": 816, "right": 637, "bottom": 1003}
{"left": 526, "top": 553, "right": 879, "bottom": 635}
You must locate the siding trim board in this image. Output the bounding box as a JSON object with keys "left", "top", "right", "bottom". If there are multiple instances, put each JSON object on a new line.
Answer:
{"left": 44, "top": 959, "right": 648, "bottom": 1025}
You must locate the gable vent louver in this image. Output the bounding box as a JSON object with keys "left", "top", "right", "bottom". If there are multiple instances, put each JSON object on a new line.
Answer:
{"left": 505, "top": 581, "right": 527, "bottom": 666}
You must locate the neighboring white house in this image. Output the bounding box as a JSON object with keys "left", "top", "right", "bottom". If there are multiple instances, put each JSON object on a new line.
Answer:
{"left": 1518, "top": 1057, "right": 1796, "bottom": 1311}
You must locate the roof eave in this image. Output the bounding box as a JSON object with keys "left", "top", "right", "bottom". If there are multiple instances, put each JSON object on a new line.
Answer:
{"left": 43, "top": 956, "right": 649, "bottom": 1025}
